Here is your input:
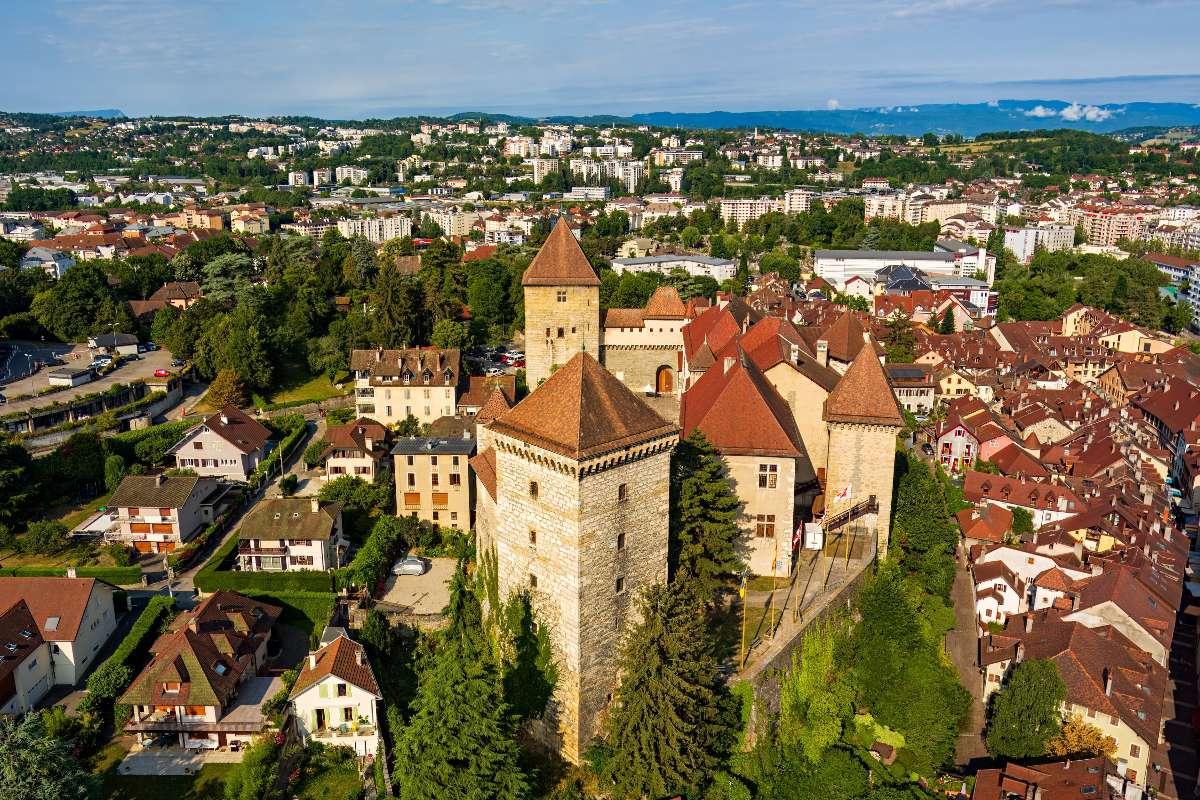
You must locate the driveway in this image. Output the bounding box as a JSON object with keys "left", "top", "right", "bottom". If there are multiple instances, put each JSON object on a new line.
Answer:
{"left": 947, "top": 548, "right": 988, "bottom": 767}
{"left": 378, "top": 557, "right": 455, "bottom": 615}
{"left": 0, "top": 347, "right": 174, "bottom": 414}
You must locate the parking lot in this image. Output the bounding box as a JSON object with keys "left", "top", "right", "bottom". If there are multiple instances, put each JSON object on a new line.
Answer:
{"left": 469, "top": 345, "right": 523, "bottom": 377}
{"left": 378, "top": 557, "right": 455, "bottom": 615}
{"left": 0, "top": 346, "right": 175, "bottom": 414}
{"left": 0, "top": 340, "right": 77, "bottom": 384}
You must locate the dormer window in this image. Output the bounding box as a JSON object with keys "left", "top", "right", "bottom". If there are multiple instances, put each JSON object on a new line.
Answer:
{"left": 163, "top": 681, "right": 181, "bottom": 694}
{"left": 212, "top": 661, "right": 228, "bottom": 676}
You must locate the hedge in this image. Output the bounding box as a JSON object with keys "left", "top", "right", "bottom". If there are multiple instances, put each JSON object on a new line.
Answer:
{"left": 107, "top": 417, "right": 202, "bottom": 461}
{"left": 248, "top": 415, "right": 308, "bottom": 491}
{"left": 0, "top": 565, "right": 142, "bottom": 584}
{"left": 192, "top": 530, "right": 336, "bottom": 594}
{"left": 82, "top": 594, "right": 175, "bottom": 719}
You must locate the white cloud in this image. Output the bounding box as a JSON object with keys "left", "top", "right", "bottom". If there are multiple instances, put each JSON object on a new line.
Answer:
{"left": 1024, "top": 105, "right": 1060, "bottom": 118}
{"left": 1059, "top": 102, "right": 1113, "bottom": 121}
{"left": 826, "top": 98, "right": 840, "bottom": 110}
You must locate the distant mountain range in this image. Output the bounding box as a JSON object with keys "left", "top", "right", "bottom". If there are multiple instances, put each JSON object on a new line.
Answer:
{"left": 50, "top": 109, "right": 125, "bottom": 119}
{"left": 453, "top": 101, "right": 1200, "bottom": 137}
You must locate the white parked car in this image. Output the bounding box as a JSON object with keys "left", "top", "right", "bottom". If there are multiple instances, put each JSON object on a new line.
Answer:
{"left": 391, "top": 556, "right": 428, "bottom": 576}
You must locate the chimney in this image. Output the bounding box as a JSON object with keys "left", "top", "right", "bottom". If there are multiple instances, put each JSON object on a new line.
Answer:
{"left": 1103, "top": 667, "right": 1113, "bottom": 696}
{"left": 1070, "top": 593, "right": 1080, "bottom": 611}
{"left": 364, "top": 436, "right": 375, "bottom": 451}
{"left": 1015, "top": 641, "right": 1026, "bottom": 663}
{"left": 816, "top": 339, "right": 829, "bottom": 368}
{"left": 1024, "top": 615, "right": 1033, "bottom": 633}
{"left": 723, "top": 356, "right": 736, "bottom": 375}
{"left": 308, "top": 653, "right": 317, "bottom": 671}
{"left": 66, "top": 566, "right": 77, "bottom": 579}
{"left": 310, "top": 497, "right": 320, "bottom": 514}
{"left": 155, "top": 473, "right": 166, "bottom": 487}
{"left": 220, "top": 413, "right": 230, "bottom": 425}
{"left": 789, "top": 343, "right": 799, "bottom": 364}
{"left": 187, "top": 618, "right": 199, "bottom": 634}
{"left": 356, "top": 647, "right": 364, "bottom": 666}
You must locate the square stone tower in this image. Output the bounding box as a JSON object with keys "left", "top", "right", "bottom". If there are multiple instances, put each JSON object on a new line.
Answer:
{"left": 822, "top": 343, "right": 905, "bottom": 558}
{"left": 474, "top": 352, "right": 678, "bottom": 762}
{"left": 523, "top": 219, "right": 601, "bottom": 389}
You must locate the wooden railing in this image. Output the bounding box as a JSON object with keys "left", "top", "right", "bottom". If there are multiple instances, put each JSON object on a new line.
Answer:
{"left": 819, "top": 495, "right": 878, "bottom": 533}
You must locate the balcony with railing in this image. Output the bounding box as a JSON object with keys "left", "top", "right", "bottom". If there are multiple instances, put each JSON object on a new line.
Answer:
{"left": 239, "top": 543, "right": 287, "bottom": 556}
{"left": 313, "top": 722, "right": 376, "bottom": 740}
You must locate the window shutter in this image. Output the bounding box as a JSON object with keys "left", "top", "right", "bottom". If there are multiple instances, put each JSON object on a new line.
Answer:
{"left": 318, "top": 683, "right": 328, "bottom": 699}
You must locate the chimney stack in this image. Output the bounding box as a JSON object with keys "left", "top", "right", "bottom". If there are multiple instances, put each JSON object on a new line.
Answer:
{"left": 364, "top": 436, "right": 374, "bottom": 451}
{"left": 220, "top": 413, "right": 230, "bottom": 425}
{"left": 66, "top": 566, "right": 77, "bottom": 579}
{"left": 155, "top": 473, "right": 166, "bottom": 487}
{"left": 1103, "top": 667, "right": 1112, "bottom": 696}
{"left": 309, "top": 653, "right": 317, "bottom": 671}
{"left": 1070, "top": 593, "right": 1080, "bottom": 611}
{"left": 816, "top": 339, "right": 829, "bottom": 368}
{"left": 356, "top": 647, "right": 364, "bottom": 666}
{"left": 188, "top": 618, "right": 199, "bottom": 634}
{"left": 1024, "top": 615, "right": 1033, "bottom": 633}
{"left": 310, "top": 497, "right": 320, "bottom": 514}
{"left": 723, "top": 356, "right": 736, "bottom": 375}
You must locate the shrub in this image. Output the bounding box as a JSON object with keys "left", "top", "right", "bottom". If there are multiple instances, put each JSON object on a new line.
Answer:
{"left": 103, "top": 541, "right": 135, "bottom": 567}
{"left": 279, "top": 474, "right": 298, "bottom": 496}
{"left": 103, "top": 454, "right": 127, "bottom": 492}
{"left": 20, "top": 520, "right": 69, "bottom": 555}
{"left": 345, "top": 516, "right": 415, "bottom": 590}
{"left": 302, "top": 437, "right": 328, "bottom": 469}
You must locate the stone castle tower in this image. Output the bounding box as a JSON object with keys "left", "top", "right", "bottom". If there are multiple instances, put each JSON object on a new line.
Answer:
{"left": 472, "top": 352, "right": 678, "bottom": 762}
{"left": 523, "top": 219, "right": 601, "bottom": 388}
{"left": 822, "top": 343, "right": 905, "bottom": 558}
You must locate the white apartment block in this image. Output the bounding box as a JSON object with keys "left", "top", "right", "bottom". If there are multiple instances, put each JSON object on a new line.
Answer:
{"left": 567, "top": 159, "right": 644, "bottom": 193}
{"left": 864, "top": 193, "right": 907, "bottom": 221}
{"left": 611, "top": 254, "right": 736, "bottom": 281}
{"left": 312, "top": 167, "right": 333, "bottom": 185}
{"left": 288, "top": 171, "right": 310, "bottom": 187}
{"left": 564, "top": 186, "right": 611, "bottom": 201}
{"left": 1003, "top": 224, "right": 1075, "bottom": 264}
{"left": 1068, "top": 205, "right": 1154, "bottom": 246}
{"left": 652, "top": 149, "right": 704, "bottom": 167}
{"left": 336, "top": 215, "right": 413, "bottom": 243}
{"left": 530, "top": 158, "right": 560, "bottom": 184}
{"left": 782, "top": 189, "right": 817, "bottom": 215}
{"left": 334, "top": 165, "right": 370, "bottom": 185}
{"left": 422, "top": 208, "right": 483, "bottom": 237}
{"left": 719, "top": 197, "right": 780, "bottom": 227}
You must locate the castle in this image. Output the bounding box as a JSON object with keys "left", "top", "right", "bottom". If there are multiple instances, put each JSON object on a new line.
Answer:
{"left": 472, "top": 218, "right": 902, "bottom": 761}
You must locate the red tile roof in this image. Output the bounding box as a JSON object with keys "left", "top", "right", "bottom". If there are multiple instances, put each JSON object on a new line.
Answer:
{"left": 0, "top": 577, "right": 106, "bottom": 642}
{"left": 822, "top": 344, "right": 904, "bottom": 427}
{"left": 521, "top": 218, "right": 600, "bottom": 287}
{"left": 488, "top": 352, "right": 676, "bottom": 459}
{"left": 290, "top": 635, "right": 379, "bottom": 698}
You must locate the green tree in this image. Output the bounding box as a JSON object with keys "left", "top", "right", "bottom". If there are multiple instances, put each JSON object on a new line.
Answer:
{"left": 394, "top": 566, "right": 529, "bottom": 800}
{"left": 600, "top": 579, "right": 736, "bottom": 799}
{"left": 431, "top": 319, "right": 471, "bottom": 350}
{"left": 206, "top": 368, "right": 247, "bottom": 408}
{"left": 222, "top": 734, "right": 280, "bottom": 800}
{"left": 985, "top": 658, "right": 1066, "bottom": 759}
{"left": 21, "top": 521, "right": 68, "bottom": 555}
{"left": 680, "top": 225, "right": 702, "bottom": 248}
{"left": 498, "top": 591, "right": 557, "bottom": 723}
{"left": 1164, "top": 298, "right": 1194, "bottom": 334}
{"left": 103, "top": 454, "right": 127, "bottom": 493}
{"left": 0, "top": 714, "right": 96, "bottom": 799}
{"left": 777, "top": 617, "right": 855, "bottom": 762}
{"left": 670, "top": 431, "right": 743, "bottom": 599}
{"left": 199, "top": 253, "right": 253, "bottom": 304}
{"left": 0, "top": 439, "right": 32, "bottom": 528}
{"left": 938, "top": 307, "right": 956, "bottom": 334}
{"left": 30, "top": 261, "right": 125, "bottom": 342}
{"left": 370, "top": 264, "right": 426, "bottom": 348}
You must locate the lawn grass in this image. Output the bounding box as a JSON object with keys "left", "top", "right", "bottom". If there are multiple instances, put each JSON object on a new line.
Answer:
{"left": 91, "top": 740, "right": 234, "bottom": 800}
{"left": 291, "top": 745, "right": 362, "bottom": 800}
{"left": 256, "top": 361, "right": 350, "bottom": 406}
{"left": 49, "top": 490, "right": 114, "bottom": 530}
{"left": 730, "top": 680, "right": 755, "bottom": 748}
{"left": 713, "top": 600, "right": 771, "bottom": 668}
{"left": 850, "top": 713, "right": 906, "bottom": 749}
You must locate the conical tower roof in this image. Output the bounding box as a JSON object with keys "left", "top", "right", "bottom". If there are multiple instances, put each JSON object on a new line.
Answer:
{"left": 823, "top": 342, "right": 904, "bottom": 427}
{"left": 488, "top": 352, "right": 676, "bottom": 459}
{"left": 521, "top": 218, "right": 600, "bottom": 287}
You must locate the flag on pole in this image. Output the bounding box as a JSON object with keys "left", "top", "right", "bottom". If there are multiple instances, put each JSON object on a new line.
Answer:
{"left": 738, "top": 572, "right": 747, "bottom": 599}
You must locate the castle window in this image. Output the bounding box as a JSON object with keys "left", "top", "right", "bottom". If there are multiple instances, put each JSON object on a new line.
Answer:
{"left": 431, "top": 455, "right": 438, "bottom": 466}
{"left": 571, "top": 326, "right": 576, "bottom": 334}
{"left": 530, "top": 574, "right": 538, "bottom": 588}
{"left": 529, "top": 529, "right": 537, "bottom": 546}
{"left": 545, "top": 327, "right": 551, "bottom": 338}
{"left": 617, "top": 483, "right": 628, "bottom": 502}
{"left": 556, "top": 289, "right": 567, "bottom": 302}
{"left": 615, "top": 577, "right": 625, "bottom": 594}
{"left": 617, "top": 532, "right": 625, "bottom": 551}
{"left": 758, "top": 464, "right": 778, "bottom": 488}
{"left": 557, "top": 327, "right": 565, "bottom": 338}
{"left": 529, "top": 481, "right": 539, "bottom": 499}
{"left": 755, "top": 514, "right": 776, "bottom": 538}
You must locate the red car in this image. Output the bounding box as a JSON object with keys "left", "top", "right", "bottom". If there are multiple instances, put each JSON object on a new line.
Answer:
{"left": 153, "top": 369, "right": 171, "bottom": 378}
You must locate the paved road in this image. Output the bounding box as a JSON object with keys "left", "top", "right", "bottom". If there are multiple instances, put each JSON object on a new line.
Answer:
{"left": 0, "top": 340, "right": 77, "bottom": 385}
{"left": 0, "top": 347, "right": 174, "bottom": 414}
{"left": 948, "top": 547, "right": 988, "bottom": 767}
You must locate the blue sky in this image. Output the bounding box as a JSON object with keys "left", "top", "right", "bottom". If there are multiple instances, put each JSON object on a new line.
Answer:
{"left": 2, "top": 0, "right": 1197, "bottom": 118}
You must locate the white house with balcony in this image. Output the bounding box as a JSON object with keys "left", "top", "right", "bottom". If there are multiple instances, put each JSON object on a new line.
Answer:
{"left": 105, "top": 474, "right": 227, "bottom": 555}
{"left": 290, "top": 633, "right": 381, "bottom": 757}
{"left": 236, "top": 498, "right": 346, "bottom": 572}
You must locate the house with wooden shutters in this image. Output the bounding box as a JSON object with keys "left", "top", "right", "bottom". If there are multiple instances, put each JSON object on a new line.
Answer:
{"left": 105, "top": 474, "right": 229, "bottom": 554}
{"left": 289, "top": 634, "right": 382, "bottom": 756}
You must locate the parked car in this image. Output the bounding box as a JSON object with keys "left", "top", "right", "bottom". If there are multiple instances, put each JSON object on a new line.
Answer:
{"left": 145, "top": 341, "right": 159, "bottom": 351}
{"left": 154, "top": 369, "right": 171, "bottom": 378}
{"left": 512, "top": 359, "right": 525, "bottom": 368}
{"left": 91, "top": 356, "right": 112, "bottom": 368}
{"left": 391, "top": 556, "right": 428, "bottom": 576}
{"left": 0, "top": 393, "right": 6, "bottom": 404}
{"left": 920, "top": 443, "right": 934, "bottom": 456}
{"left": 485, "top": 367, "right": 505, "bottom": 376}
{"left": 170, "top": 358, "right": 185, "bottom": 367}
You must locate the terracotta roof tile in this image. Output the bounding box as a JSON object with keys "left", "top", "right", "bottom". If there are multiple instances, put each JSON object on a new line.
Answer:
{"left": 822, "top": 344, "right": 904, "bottom": 427}
{"left": 470, "top": 446, "right": 498, "bottom": 500}
{"left": 0, "top": 577, "right": 105, "bottom": 642}
{"left": 488, "top": 353, "right": 676, "bottom": 460}
{"left": 643, "top": 286, "right": 687, "bottom": 319}
{"left": 521, "top": 218, "right": 600, "bottom": 287}
{"left": 290, "top": 635, "right": 379, "bottom": 698}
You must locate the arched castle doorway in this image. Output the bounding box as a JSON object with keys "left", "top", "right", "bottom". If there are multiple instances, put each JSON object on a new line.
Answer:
{"left": 655, "top": 365, "right": 674, "bottom": 395}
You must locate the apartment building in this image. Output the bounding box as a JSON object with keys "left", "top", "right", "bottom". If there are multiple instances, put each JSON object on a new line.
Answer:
{"left": 349, "top": 347, "right": 462, "bottom": 427}
{"left": 1004, "top": 224, "right": 1075, "bottom": 264}
{"left": 611, "top": 253, "right": 736, "bottom": 281}
{"left": 334, "top": 165, "right": 369, "bottom": 185}
{"left": 719, "top": 197, "right": 780, "bottom": 227}
{"left": 237, "top": 498, "right": 346, "bottom": 572}
{"left": 1069, "top": 205, "right": 1152, "bottom": 246}
{"left": 392, "top": 434, "right": 476, "bottom": 530}
{"left": 336, "top": 214, "right": 412, "bottom": 243}
{"left": 321, "top": 417, "right": 389, "bottom": 482}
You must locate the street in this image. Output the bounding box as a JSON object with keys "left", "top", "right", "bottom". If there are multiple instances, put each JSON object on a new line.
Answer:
{"left": 948, "top": 547, "right": 988, "bottom": 768}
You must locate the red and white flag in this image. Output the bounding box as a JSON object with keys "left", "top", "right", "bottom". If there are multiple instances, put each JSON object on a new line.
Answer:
{"left": 834, "top": 484, "right": 853, "bottom": 504}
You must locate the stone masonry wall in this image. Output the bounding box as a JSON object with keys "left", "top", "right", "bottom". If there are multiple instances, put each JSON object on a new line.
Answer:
{"left": 487, "top": 429, "right": 673, "bottom": 762}
{"left": 524, "top": 285, "right": 600, "bottom": 388}
{"left": 601, "top": 345, "right": 680, "bottom": 396}
{"left": 824, "top": 421, "right": 899, "bottom": 558}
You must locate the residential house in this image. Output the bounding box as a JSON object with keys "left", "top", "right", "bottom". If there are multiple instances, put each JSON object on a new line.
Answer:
{"left": 971, "top": 758, "right": 1123, "bottom": 800}
{"left": 0, "top": 600, "right": 53, "bottom": 713}
{"left": 168, "top": 406, "right": 273, "bottom": 481}
{"left": 0, "top": 576, "right": 119, "bottom": 686}
{"left": 289, "top": 634, "right": 381, "bottom": 756}
{"left": 884, "top": 363, "right": 935, "bottom": 415}
{"left": 981, "top": 611, "right": 1166, "bottom": 786}
{"left": 973, "top": 559, "right": 1026, "bottom": 625}
{"left": 964, "top": 472, "right": 1085, "bottom": 528}
{"left": 320, "top": 417, "right": 389, "bottom": 482}
{"left": 20, "top": 246, "right": 74, "bottom": 278}
{"left": 237, "top": 498, "right": 346, "bottom": 572}
{"left": 350, "top": 347, "right": 461, "bottom": 427}
{"left": 956, "top": 502, "right": 1013, "bottom": 547}
{"left": 106, "top": 474, "right": 226, "bottom": 554}
{"left": 456, "top": 375, "right": 516, "bottom": 418}
{"left": 121, "top": 591, "right": 283, "bottom": 751}
{"left": 392, "top": 434, "right": 476, "bottom": 530}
